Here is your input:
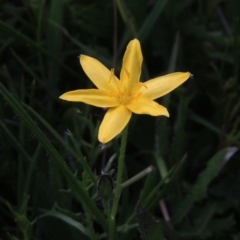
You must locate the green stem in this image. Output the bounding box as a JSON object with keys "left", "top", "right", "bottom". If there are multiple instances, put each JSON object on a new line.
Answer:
{"left": 121, "top": 165, "right": 155, "bottom": 189}
{"left": 108, "top": 125, "right": 129, "bottom": 239}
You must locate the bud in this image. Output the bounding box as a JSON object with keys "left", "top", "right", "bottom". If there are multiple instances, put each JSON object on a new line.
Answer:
{"left": 97, "top": 170, "right": 114, "bottom": 200}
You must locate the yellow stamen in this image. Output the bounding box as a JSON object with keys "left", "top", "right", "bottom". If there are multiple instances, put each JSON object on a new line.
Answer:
{"left": 109, "top": 68, "right": 115, "bottom": 83}
{"left": 138, "top": 82, "right": 148, "bottom": 89}
{"left": 124, "top": 68, "right": 130, "bottom": 79}
{"left": 134, "top": 92, "right": 142, "bottom": 101}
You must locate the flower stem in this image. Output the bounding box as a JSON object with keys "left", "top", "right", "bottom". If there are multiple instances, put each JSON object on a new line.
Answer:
{"left": 108, "top": 125, "right": 128, "bottom": 239}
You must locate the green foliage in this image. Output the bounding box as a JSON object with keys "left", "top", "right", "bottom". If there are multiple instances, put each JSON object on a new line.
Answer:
{"left": 0, "top": 0, "right": 240, "bottom": 239}
{"left": 136, "top": 202, "right": 166, "bottom": 240}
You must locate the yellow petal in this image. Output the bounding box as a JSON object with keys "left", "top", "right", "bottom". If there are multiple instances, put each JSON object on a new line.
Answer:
{"left": 120, "top": 39, "right": 143, "bottom": 91}
{"left": 142, "top": 72, "right": 191, "bottom": 100}
{"left": 98, "top": 105, "right": 132, "bottom": 143}
{"left": 126, "top": 96, "right": 169, "bottom": 116}
{"left": 80, "top": 55, "right": 119, "bottom": 92}
{"left": 59, "top": 89, "right": 119, "bottom": 107}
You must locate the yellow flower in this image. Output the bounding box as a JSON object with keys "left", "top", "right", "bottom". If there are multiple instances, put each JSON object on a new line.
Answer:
{"left": 60, "top": 39, "right": 191, "bottom": 143}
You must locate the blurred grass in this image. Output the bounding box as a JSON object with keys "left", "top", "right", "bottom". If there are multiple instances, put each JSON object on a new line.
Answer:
{"left": 0, "top": 0, "right": 240, "bottom": 239}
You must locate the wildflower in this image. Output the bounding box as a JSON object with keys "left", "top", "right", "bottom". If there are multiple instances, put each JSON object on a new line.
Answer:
{"left": 60, "top": 39, "right": 191, "bottom": 143}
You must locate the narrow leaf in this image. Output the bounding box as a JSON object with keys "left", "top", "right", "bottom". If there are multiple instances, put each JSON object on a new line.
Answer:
{"left": 173, "top": 147, "right": 238, "bottom": 224}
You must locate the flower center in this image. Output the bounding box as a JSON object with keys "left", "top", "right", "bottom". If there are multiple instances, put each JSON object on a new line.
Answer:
{"left": 117, "top": 82, "right": 144, "bottom": 105}
{"left": 109, "top": 68, "right": 147, "bottom": 105}
{"left": 119, "top": 91, "right": 133, "bottom": 105}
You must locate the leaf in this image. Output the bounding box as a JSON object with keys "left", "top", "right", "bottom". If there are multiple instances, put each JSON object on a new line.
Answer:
{"left": 138, "top": 0, "right": 168, "bottom": 41}
{"left": 173, "top": 147, "right": 238, "bottom": 224}
{"left": 0, "top": 20, "right": 79, "bottom": 79}
{"left": 136, "top": 202, "right": 166, "bottom": 240}
{"left": 6, "top": 201, "right": 35, "bottom": 239}
{"left": 7, "top": 234, "right": 21, "bottom": 240}
{"left": 170, "top": 96, "right": 193, "bottom": 164}
{"left": 143, "top": 154, "right": 187, "bottom": 208}
{"left": 47, "top": 0, "right": 64, "bottom": 92}
{"left": 0, "top": 82, "right": 108, "bottom": 232}
{"left": 39, "top": 209, "right": 90, "bottom": 237}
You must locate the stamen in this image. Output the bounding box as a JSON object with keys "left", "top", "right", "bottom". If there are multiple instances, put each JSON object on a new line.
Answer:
{"left": 109, "top": 68, "right": 115, "bottom": 83}
{"left": 124, "top": 68, "right": 130, "bottom": 79}
{"left": 130, "top": 82, "right": 146, "bottom": 96}
{"left": 134, "top": 92, "right": 142, "bottom": 101}
{"left": 139, "top": 82, "right": 148, "bottom": 89}
{"left": 108, "top": 68, "right": 121, "bottom": 94}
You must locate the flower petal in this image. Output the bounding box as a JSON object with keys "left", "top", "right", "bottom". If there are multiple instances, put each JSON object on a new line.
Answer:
{"left": 98, "top": 105, "right": 132, "bottom": 143}
{"left": 142, "top": 72, "right": 191, "bottom": 100}
{"left": 126, "top": 96, "right": 169, "bottom": 117}
{"left": 120, "top": 39, "right": 143, "bottom": 90}
{"left": 80, "top": 55, "right": 119, "bottom": 92}
{"left": 59, "top": 89, "right": 119, "bottom": 107}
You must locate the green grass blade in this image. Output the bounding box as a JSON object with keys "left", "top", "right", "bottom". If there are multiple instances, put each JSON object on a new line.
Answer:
{"left": 173, "top": 147, "right": 238, "bottom": 224}
{"left": 0, "top": 82, "right": 108, "bottom": 232}
{"left": 23, "top": 143, "right": 42, "bottom": 197}
{"left": 23, "top": 104, "right": 97, "bottom": 186}
{"left": 143, "top": 154, "right": 187, "bottom": 207}
{"left": 0, "top": 20, "right": 79, "bottom": 79}
{"left": 138, "top": 0, "right": 168, "bottom": 41}
{"left": 10, "top": 48, "right": 43, "bottom": 85}
{"left": 190, "top": 113, "right": 221, "bottom": 134}
{"left": 0, "top": 120, "right": 31, "bottom": 163}
{"left": 46, "top": 0, "right": 64, "bottom": 103}
{"left": 39, "top": 209, "right": 90, "bottom": 237}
